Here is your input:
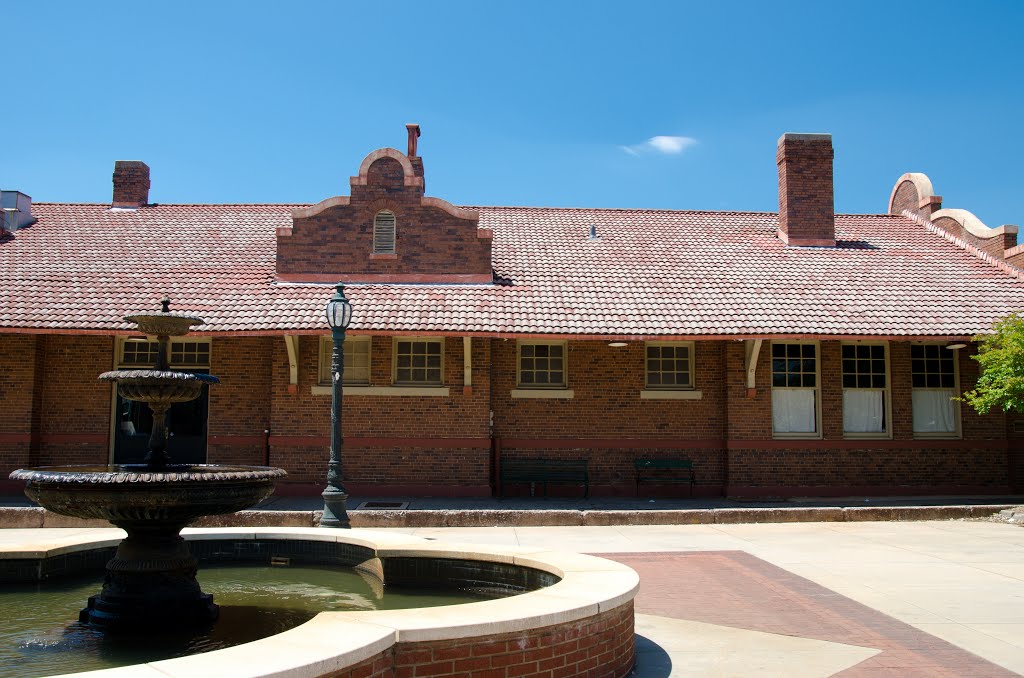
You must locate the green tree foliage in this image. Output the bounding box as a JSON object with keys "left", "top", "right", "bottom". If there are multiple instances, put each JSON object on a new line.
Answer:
{"left": 962, "top": 313, "right": 1024, "bottom": 414}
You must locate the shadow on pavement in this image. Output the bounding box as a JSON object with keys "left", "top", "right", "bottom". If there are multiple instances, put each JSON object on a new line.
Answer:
{"left": 633, "top": 633, "right": 673, "bottom": 677}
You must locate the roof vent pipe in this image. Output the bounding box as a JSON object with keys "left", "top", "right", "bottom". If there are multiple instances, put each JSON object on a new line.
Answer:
{"left": 0, "top": 191, "right": 36, "bottom": 232}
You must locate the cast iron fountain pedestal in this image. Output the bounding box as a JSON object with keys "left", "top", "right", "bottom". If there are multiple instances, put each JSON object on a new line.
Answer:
{"left": 10, "top": 300, "right": 286, "bottom": 633}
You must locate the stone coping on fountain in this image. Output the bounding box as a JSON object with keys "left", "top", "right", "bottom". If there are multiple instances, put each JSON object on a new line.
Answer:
{"left": 3, "top": 527, "right": 640, "bottom": 678}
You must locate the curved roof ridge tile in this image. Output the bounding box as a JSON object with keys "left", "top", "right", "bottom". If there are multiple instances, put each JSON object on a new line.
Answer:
{"left": 905, "top": 209, "right": 1024, "bottom": 282}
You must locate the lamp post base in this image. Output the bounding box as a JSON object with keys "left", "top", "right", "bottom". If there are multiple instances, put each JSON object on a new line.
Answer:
{"left": 320, "top": 487, "right": 351, "bottom": 528}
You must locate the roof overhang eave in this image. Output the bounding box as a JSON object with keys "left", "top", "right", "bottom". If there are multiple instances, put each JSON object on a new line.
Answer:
{"left": 0, "top": 326, "right": 980, "bottom": 342}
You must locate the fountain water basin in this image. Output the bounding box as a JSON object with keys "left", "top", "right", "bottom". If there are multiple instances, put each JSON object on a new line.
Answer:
{"left": 0, "top": 528, "right": 639, "bottom": 677}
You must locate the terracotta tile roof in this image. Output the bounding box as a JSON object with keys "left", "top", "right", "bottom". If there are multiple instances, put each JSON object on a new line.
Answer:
{"left": 1, "top": 202, "right": 1023, "bottom": 337}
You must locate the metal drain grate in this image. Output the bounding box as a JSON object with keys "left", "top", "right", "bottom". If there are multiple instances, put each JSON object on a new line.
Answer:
{"left": 356, "top": 501, "right": 409, "bottom": 510}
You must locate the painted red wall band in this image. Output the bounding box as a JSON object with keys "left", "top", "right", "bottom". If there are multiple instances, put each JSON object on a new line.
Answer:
{"left": 36, "top": 434, "right": 107, "bottom": 445}
{"left": 209, "top": 435, "right": 266, "bottom": 446}
{"left": 0, "top": 432, "right": 106, "bottom": 446}
{"left": 726, "top": 439, "right": 1009, "bottom": 451}
{"left": 256, "top": 436, "right": 1009, "bottom": 451}
{"left": 264, "top": 436, "right": 328, "bottom": 447}
{"left": 267, "top": 436, "right": 491, "bottom": 449}
{"left": 501, "top": 438, "right": 725, "bottom": 450}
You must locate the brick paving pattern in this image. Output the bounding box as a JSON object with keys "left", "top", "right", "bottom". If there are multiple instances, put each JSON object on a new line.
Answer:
{"left": 601, "top": 551, "right": 1017, "bottom": 677}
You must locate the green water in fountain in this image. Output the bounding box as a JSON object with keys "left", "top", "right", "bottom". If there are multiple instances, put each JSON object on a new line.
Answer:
{"left": 1, "top": 564, "right": 493, "bottom": 677}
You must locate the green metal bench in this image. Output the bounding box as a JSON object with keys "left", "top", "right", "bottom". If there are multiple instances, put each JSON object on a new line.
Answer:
{"left": 500, "top": 458, "right": 589, "bottom": 498}
{"left": 634, "top": 458, "right": 695, "bottom": 496}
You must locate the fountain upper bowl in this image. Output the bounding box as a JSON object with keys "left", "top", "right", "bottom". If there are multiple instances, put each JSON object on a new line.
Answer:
{"left": 122, "top": 311, "right": 205, "bottom": 337}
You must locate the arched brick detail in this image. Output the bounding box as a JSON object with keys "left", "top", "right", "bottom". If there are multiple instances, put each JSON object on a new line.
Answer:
{"left": 367, "top": 198, "right": 400, "bottom": 214}
{"left": 350, "top": 148, "right": 423, "bottom": 189}
{"left": 888, "top": 173, "right": 936, "bottom": 215}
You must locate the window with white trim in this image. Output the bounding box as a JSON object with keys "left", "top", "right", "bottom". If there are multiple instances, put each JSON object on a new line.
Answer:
{"left": 373, "top": 210, "right": 396, "bottom": 254}
{"left": 394, "top": 338, "right": 443, "bottom": 385}
{"left": 318, "top": 336, "right": 371, "bottom": 386}
{"left": 517, "top": 341, "right": 566, "bottom": 388}
{"left": 842, "top": 343, "right": 889, "bottom": 436}
{"left": 911, "top": 344, "right": 958, "bottom": 435}
{"left": 771, "top": 342, "right": 818, "bottom": 436}
{"left": 645, "top": 342, "right": 694, "bottom": 389}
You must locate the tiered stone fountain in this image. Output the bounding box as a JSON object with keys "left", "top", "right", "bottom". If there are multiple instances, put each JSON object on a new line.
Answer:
{"left": 10, "top": 299, "right": 286, "bottom": 632}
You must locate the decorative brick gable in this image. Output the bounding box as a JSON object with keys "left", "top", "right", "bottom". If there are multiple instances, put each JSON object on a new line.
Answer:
{"left": 276, "top": 128, "right": 491, "bottom": 283}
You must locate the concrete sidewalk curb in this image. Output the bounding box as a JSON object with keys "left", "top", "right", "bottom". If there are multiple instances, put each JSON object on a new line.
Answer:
{"left": 0, "top": 504, "right": 1014, "bottom": 529}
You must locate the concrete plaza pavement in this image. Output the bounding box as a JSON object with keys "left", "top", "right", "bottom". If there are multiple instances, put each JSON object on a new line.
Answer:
{"left": 2, "top": 520, "right": 1022, "bottom": 676}
{"left": 387, "top": 520, "right": 1024, "bottom": 676}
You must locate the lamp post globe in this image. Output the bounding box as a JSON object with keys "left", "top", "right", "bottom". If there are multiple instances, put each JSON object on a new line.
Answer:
{"left": 320, "top": 283, "right": 352, "bottom": 528}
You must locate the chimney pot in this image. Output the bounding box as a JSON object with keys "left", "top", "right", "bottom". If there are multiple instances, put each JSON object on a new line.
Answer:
{"left": 776, "top": 133, "right": 835, "bottom": 247}
{"left": 406, "top": 124, "right": 421, "bottom": 158}
{"left": 405, "top": 124, "right": 425, "bottom": 189}
{"left": 112, "top": 160, "right": 151, "bottom": 208}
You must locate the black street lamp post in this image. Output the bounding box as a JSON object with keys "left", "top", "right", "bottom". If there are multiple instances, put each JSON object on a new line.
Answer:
{"left": 320, "top": 283, "right": 353, "bottom": 528}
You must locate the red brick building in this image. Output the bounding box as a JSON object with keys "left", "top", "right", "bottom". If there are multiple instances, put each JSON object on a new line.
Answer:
{"left": 2, "top": 126, "right": 1023, "bottom": 498}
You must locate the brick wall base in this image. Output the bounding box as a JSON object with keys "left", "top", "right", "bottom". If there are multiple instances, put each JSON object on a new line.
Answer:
{"left": 323, "top": 602, "right": 635, "bottom": 678}
{"left": 727, "top": 444, "right": 1009, "bottom": 495}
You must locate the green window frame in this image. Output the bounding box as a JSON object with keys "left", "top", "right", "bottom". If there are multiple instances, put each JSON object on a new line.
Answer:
{"left": 318, "top": 336, "right": 371, "bottom": 386}
{"left": 645, "top": 342, "right": 694, "bottom": 389}
{"left": 118, "top": 337, "right": 210, "bottom": 368}
{"left": 517, "top": 341, "right": 567, "bottom": 389}
{"left": 393, "top": 338, "right": 444, "bottom": 386}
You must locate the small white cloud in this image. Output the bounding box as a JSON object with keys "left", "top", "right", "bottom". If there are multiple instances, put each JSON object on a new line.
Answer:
{"left": 648, "top": 135, "right": 696, "bottom": 153}
{"left": 621, "top": 135, "right": 698, "bottom": 156}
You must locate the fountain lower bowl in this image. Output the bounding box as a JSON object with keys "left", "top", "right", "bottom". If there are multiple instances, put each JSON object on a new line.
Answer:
{"left": 9, "top": 465, "right": 286, "bottom": 525}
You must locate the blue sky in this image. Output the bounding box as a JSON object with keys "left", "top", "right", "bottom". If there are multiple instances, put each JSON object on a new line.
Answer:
{"left": 4, "top": 1, "right": 1022, "bottom": 227}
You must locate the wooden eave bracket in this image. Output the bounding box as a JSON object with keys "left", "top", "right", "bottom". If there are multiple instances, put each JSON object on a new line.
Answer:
{"left": 744, "top": 339, "right": 762, "bottom": 398}
{"left": 463, "top": 336, "right": 473, "bottom": 395}
{"left": 284, "top": 335, "right": 299, "bottom": 394}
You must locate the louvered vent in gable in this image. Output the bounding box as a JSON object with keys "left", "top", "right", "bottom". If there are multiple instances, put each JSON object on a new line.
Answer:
{"left": 373, "top": 210, "right": 396, "bottom": 254}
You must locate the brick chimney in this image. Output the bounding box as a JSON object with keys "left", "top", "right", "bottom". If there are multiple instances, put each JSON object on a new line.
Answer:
{"left": 112, "top": 161, "right": 151, "bottom": 208}
{"left": 776, "top": 133, "right": 835, "bottom": 247}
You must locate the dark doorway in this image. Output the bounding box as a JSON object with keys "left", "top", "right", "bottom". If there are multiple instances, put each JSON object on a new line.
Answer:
{"left": 113, "top": 370, "right": 210, "bottom": 465}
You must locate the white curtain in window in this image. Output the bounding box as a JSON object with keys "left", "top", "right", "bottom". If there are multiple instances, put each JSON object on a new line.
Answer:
{"left": 843, "top": 389, "right": 884, "bottom": 433}
{"left": 773, "top": 389, "right": 816, "bottom": 433}
{"left": 912, "top": 389, "right": 956, "bottom": 433}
